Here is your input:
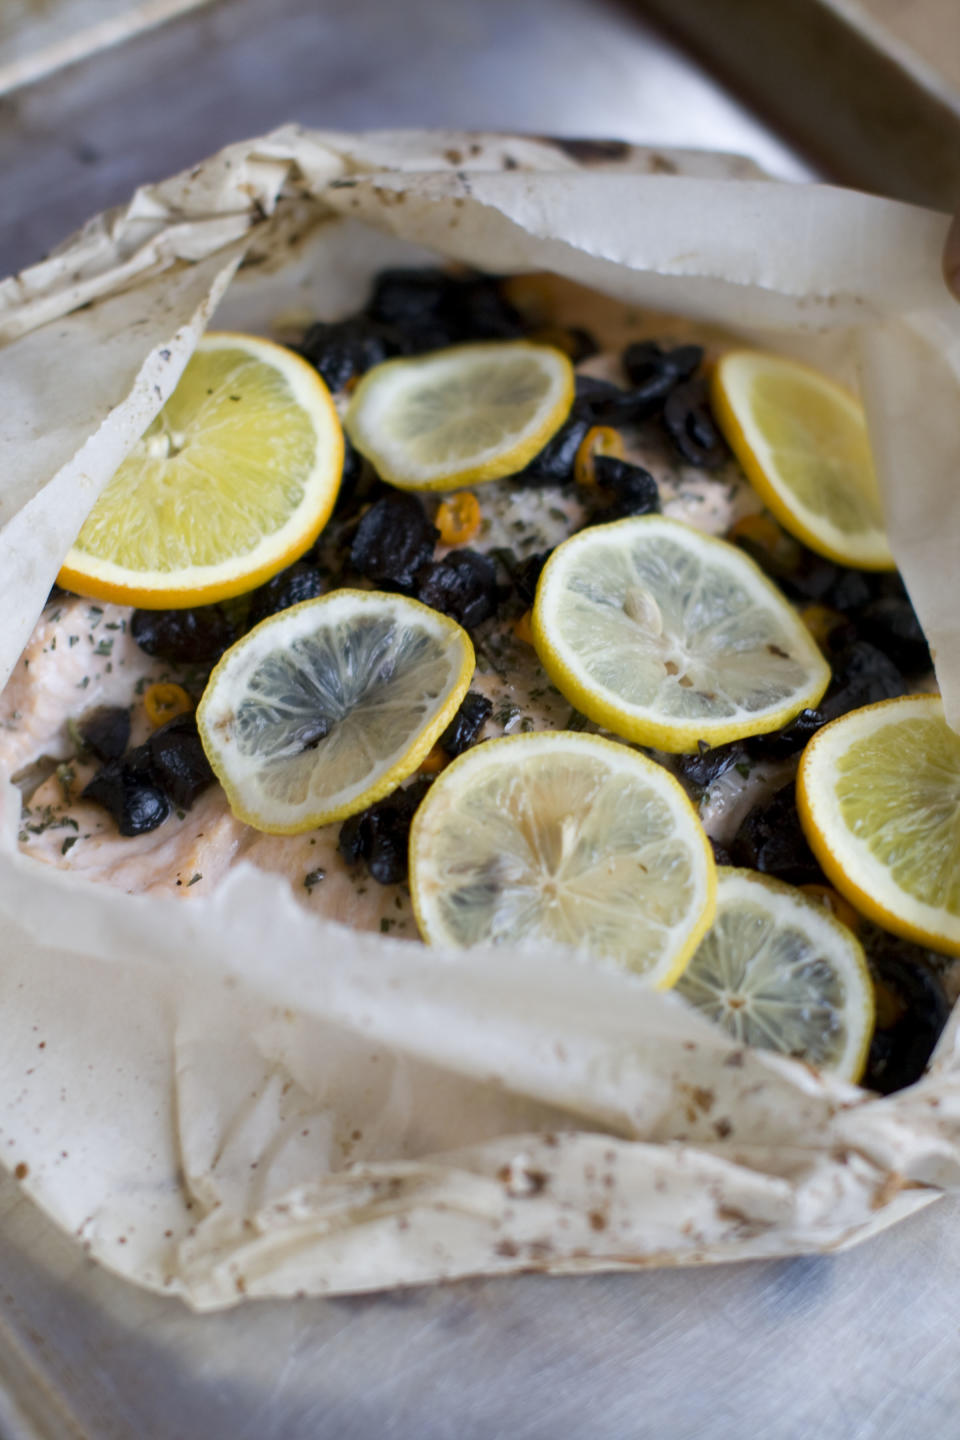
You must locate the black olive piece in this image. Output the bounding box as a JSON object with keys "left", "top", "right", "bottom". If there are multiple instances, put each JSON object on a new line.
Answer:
{"left": 674, "top": 740, "right": 749, "bottom": 795}
{"left": 576, "top": 378, "right": 670, "bottom": 428}
{"left": 76, "top": 705, "right": 131, "bottom": 762}
{"left": 819, "top": 641, "right": 907, "bottom": 723}
{"left": 337, "top": 778, "right": 433, "bottom": 885}
{"left": 745, "top": 708, "right": 826, "bottom": 760}
{"left": 854, "top": 596, "right": 932, "bottom": 676}
{"left": 456, "top": 276, "right": 527, "bottom": 341}
{"left": 146, "top": 713, "right": 216, "bottom": 810}
{"left": 512, "top": 550, "right": 553, "bottom": 605}
{"left": 821, "top": 568, "right": 875, "bottom": 613}
{"left": 350, "top": 492, "right": 438, "bottom": 592}
{"left": 709, "top": 838, "right": 733, "bottom": 867}
{"left": 82, "top": 760, "right": 170, "bottom": 837}
{"left": 365, "top": 268, "right": 525, "bottom": 351}
{"left": 863, "top": 945, "right": 951, "bottom": 1094}
{"left": 622, "top": 340, "right": 703, "bottom": 391}
{"left": 730, "top": 782, "right": 823, "bottom": 885}
{"left": 662, "top": 380, "right": 728, "bottom": 468}
{"left": 131, "top": 606, "right": 236, "bottom": 665}
{"left": 592, "top": 456, "right": 661, "bottom": 518}
{"left": 438, "top": 691, "right": 493, "bottom": 757}
{"left": 561, "top": 327, "right": 599, "bottom": 363}
{"left": 415, "top": 550, "right": 498, "bottom": 629}
{"left": 247, "top": 562, "right": 326, "bottom": 629}
{"left": 298, "top": 316, "right": 402, "bottom": 392}
{"left": 515, "top": 415, "right": 590, "bottom": 486}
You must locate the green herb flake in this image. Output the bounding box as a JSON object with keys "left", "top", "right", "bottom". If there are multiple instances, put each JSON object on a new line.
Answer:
{"left": 187, "top": 872, "right": 202, "bottom": 887}
{"left": 61, "top": 836, "right": 79, "bottom": 856}
{"left": 303, "top": 868, "right": 326, "bottom": 893}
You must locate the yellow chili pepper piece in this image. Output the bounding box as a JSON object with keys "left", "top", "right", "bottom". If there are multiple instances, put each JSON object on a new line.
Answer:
{"left": 799, "top": 603, "right": 846, "bottom": 650}
{"left": 574, "top": 426, "right": 625, "bottom": 487}
{"left": 436, "top": 491, "right": 481, "bottom": 546}
{"left": 144, "top": 682, "right": 193, "bottom": 728}
{"left": 419, "top": 745, "right": 448, "bottom": 775}
{"left": 513, "top": 609, "right": 535, "bottom": 646}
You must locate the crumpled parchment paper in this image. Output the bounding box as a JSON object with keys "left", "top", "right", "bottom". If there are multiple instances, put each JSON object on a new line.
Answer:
{"left": 2, "top": 127, "right": 960, "bottom": 1309}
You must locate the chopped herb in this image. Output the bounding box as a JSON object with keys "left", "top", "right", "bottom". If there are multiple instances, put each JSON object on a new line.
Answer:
{"left": 548, "top": 506, "right": 568, "bottom": 524}
{"left": 95, "top": 639, "right": 114, "bottom": 657}
{"left": 77, "top": 676, "right": 89, "bottom": 689}
{"left": 61, "top": 836, "right": 79, "bottom": 856}
{"left": 565, "top": 708, "right": 590, "bottom": 731}
{"left": 68, "top": 635, "right": 79, "bottom": 648}
{"left": 303, "top": 868, "right": 326, "bottom": 893}
{"left": 379, "top": 917, "right": 394, "bottom": 933}
{"left": 187, "top": 872, "right": 202, "bottom": 886}
{"left": 734, "top": 761, "right": 752, "bottom": 779}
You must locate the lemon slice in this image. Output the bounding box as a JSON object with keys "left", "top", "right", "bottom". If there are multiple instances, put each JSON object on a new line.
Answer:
{"left": 797, "top": 694, "right": 960, "bottom": 955}
{"left": 344, "top": 341, "right": 574, "bottom": 491}
{"left": 711, "top": 350, "right": 894, "bottom": 570}
{"left": 675, "top": 867, "right": 873, "bottom": 1081}
{"left": 531, "top": 515, "right": 830, "bottom": 753}
{"left": 197, "top": 590, "right": 474, "bottom": 833}
{"left": 408, "top": 730, "right": 716, "bottom": 985}
{"left": 59, "top": 333, "right": 344, "bottom": 608}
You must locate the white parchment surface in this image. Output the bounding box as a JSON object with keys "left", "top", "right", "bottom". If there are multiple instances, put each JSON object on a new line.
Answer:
{"left": 2, "top": 128, "right": 960, "bottom": 1308}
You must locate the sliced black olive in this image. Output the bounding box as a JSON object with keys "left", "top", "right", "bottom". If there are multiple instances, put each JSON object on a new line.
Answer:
{"left": 573, "top": 377, "right": 666, "bottom": 428}
{"left": 709, "top": 837, "right": 733, "bottom": 867}
{"left": 622, "top": 341, "right": 703, "bottom": 389}
{"left": 75, "top": 705, "right": 131, "bottom": 762}
{"left": 130, "top": 606, "right": 236, "bottom": 665}
{"left": 337, "top": 778, "right": 433, "bottom": 885}
{"left": 415, "top": 550, "right": 498, "bottom": 629}
{"left": 438, "top": 691, "right": 493, "bottom": 757}
{"left": 674, "top": 740, "right": 749, "bottom": 796}
{"left": 592, "top": 456, "right": 661, "bottom": 518}
{"left": 863, "top": 942, "right": 951, "bottom": 1094}
{"left": 350, "top": 493, "right": 438, "bottom": 592}
{"left": 247, "top": 561, "right": 326, "bottom": 629}
{"left": 365, "top": 268, "right": 525, "bottom": 351}
{"left": 298, "top": 316, "right": 401, "bottom": 391}
{"left": 855, "top": 596, "right": 932, "bottom": 676}
{"left": 512, "top": 549, "right": 553, "bottom": 605}
{"left": 662, "top": 379, "right": 728, "bottom": 468}
{"left": 146, "top": 713, "right": 216, "bottom": 810}
{"left": 745, "top": 708, "right": 826, "bottom": 760}
{"left": 730, "top": 782, "right": 823, "bottom": 885}
{"left": 819, "top": 641, "right": 907, "bottom": 722}
{"left": 82, "top": 760, "right": 169, "bottom": 836}
{"left": 515, "top": 415, "right": 589, "bottom": 486}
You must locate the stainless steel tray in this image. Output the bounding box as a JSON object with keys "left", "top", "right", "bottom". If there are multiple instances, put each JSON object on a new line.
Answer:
{"left": 1, "top": 2, "right": 957, "bottom": 1435}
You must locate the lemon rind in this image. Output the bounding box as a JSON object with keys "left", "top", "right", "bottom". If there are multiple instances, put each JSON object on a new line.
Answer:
{"left": 408, "top": 728, "right": 717, "bottom": 988}
{"left": 797, "top": 693, "right": 960, "bottom": 955}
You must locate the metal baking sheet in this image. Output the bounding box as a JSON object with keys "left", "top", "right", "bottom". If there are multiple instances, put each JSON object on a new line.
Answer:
{"left": 1, "top": 2, "right": 958, "bottom": 1436}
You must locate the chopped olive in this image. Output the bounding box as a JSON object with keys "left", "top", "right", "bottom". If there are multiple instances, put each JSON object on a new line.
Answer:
{"left": 512, "top": 550, "right": 553, "bottom": 605}
{"left": 730, "top": 782, "right": 823, "bottom": 885}
{"left": 131, "top": 606, "right": 236, "bottom": 665}
{"left": 855, "top": 596, "right": 932, "bottom": 676}
{"left": 438, "top": 691, "right": 493, "bottom": 756}
{"left": 247, "top": 561, "right": 326, "bottom": 629}
{"left": 298, "top": 315, "right": 401, "bottom": 391}
{"left": 674, "top": 740, "right": 749, "bottom": 795}
{"left": 337, "top": 778, "right": 432, "bottom": 884}
{"left": 82, "top": 760, "right": 169, "bottom": 836}
{"left": 146, "top": 713, "right": 216, "bottom": 810}
{"left": 539, "top": 325, "right": 597, "bottom": 362}
{"left": 350, "top": 493, "right": 438, "bottom": 591}
{"left": 415, "top": 549, "right": 498, "bottom": 629}
{"left": 662, "top": 379, "right": 728, "bottom": 468}
{"left": 591, "top": 456, "right": 661, "bottom": 518}
{"left": 745, "top": 708, "right": 826, "bottom": 760}
{"left": 863, "top": 942, "right": 951, "bottom": 1094}
{"left": 333, "top": 437, "right": 368, "bottom": 513}
{"left": 573, "top": 376, "right": 666, "bottom": 427}
{"left": 75, "top": 705, "right": 131, "bottom": 762}
{"left": 515, "top": 415, "right": 590, "bottom": 486}
{"left": 819, "top": 641, "right": 907, "bottom": 722}
{"left": 365, "top": 268, "right": 525, "bottom": 351}
{"left": 709, "top": 837, "right": 733, "bottom": 867}
{"left": 622, "top": 340, "right": 702, "bottom": 390}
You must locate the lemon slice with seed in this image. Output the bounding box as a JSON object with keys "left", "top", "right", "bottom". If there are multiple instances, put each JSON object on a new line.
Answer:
{"left": 197, "top": 590, "right": 474, "bottom": 833}
{"left": 675, "top": 867, "right": 873, "bottom": 1081}
{"left": 344, "top": 341, "right": 574, "bottom": 491}
{"left": 797, "top": 694, "right": 960, "bottom": 955}
{"left": 710, "top": 350, "right": 894, "bottom": 570}
{"left": 59, "top": 333, "right": 343, "bottom": 608}
{"left": 531, "top": 515, "right": 830, "bottom": 753}
{"left": 408, "top": 730, "right": 716, "bottom": 985}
